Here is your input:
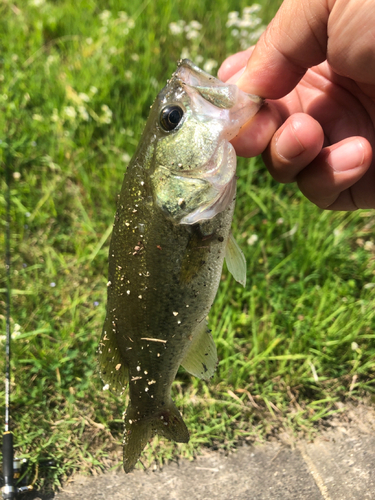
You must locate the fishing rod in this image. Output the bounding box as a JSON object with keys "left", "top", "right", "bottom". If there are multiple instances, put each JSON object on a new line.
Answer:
{"left": 1, "top": 160, "right": 33, "bottom": 499}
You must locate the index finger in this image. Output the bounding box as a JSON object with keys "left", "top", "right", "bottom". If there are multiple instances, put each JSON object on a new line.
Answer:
{"left": 236, "top": 0, "right": 329, "bottom": 98}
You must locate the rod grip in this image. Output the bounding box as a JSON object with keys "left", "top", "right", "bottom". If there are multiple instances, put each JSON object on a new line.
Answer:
{"left": 2, "top": 432, "right": 15, "bottom": 499}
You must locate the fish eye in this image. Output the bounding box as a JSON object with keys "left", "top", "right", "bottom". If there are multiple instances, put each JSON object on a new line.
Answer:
{"left": 160, "top": 105, "right": 184, "bottom": 132}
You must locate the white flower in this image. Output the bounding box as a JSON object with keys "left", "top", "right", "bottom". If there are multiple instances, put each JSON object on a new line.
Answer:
{"left": 226, "top": 19, "right": 237, "bottom": 28}
{"left": 226, "top": 12, "right": 240, "bottom": 28}
{"left": 100, "top": 104, "right": 113, "bottom": 124}
{"left": 247, "top": 234, "right": 258, "bottom": 246}
{"left": 364, "top": 241, "right": 374, "bottom": 251}
{"left": 63, "top": 106, "right": 77, "bottom": 120}
{"left": 89, "top": 86, "right": 98, "bottom": 95}
{"left": 189, "top": 20, "right": 202, "bottom": 30}
{"left": 13, "top": 172, "right": 21, "bottom": 181}
{"left": 131, "top": 53, "right": 140, "bottom": 61}
{"left": 243, "top": 5, "right": 261, "bottom": 15}
{"left": 78, "top": 106, "right": 89, "bottom": 121}
{"left": 227, "top": 6, "right": 264, "bottom": 43}
{"left": 0, "top": 324, "right": 21, "bottom": 343}
{"left": 86, "top": 37, "right": 93, "bottom": 45}
{"left": 351, "top": 342, "right": 359, "bottom": 351}
{"left": 32, "top": 113, "right": 43, "bottom": 121}
{"left": 99, "top": 10, "right": 111, "bottom": 24}
{"left": 186, "top": 30, "right": 199, "bottom": 40}
{"left": 78, "top": 92, "right": 90, "bottom": 102}
{"left": 127, "top": 18, "right": 135, "bottom": 29}
{"left": 122, "top": 153, "right": 131, "bottom": 163}
{"left": 169, "top": 22, "right": 184, "bottom": 35}
{"left": 203, "top": 59, "right": 218, "bottom": 74}
{"left": 124, "top": 70, "right": 133, "bottom": 79}
{"left": 239, "top": 19, "right": 259, "bottom": 29}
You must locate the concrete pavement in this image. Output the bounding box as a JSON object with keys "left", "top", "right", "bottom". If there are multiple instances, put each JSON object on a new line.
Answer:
{"left": 30, "top": 404, "right": 375, "bottom": 500}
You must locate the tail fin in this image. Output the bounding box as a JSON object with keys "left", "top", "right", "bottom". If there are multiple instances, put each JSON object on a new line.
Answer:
{"left": 123, "top": 413, "right": 153, "bottom": 473}
{"left": 123, "top": 399, "right": 189, "bottom": 473}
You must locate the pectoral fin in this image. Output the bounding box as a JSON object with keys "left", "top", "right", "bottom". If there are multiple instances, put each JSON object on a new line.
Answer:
{"left": 181, "top": 322, "right": 217, "bottom": 380}
{"left": 225, "top": 232, "right": 247, "bottom": 287}
{"left": 98, "top": 315, "right": 128, "bottom": 395}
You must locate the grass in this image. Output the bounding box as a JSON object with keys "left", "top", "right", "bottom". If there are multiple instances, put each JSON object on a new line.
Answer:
{"left": 0, "top": 0, "right": 374, "bottom": 490}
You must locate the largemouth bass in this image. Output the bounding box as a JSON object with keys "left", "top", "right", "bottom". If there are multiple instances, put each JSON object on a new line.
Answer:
{"left": 98, "top": 59, "right": 262, "bottom": 473}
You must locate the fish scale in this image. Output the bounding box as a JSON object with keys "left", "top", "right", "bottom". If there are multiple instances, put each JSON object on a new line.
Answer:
{"left": 98, "top": 59, "right": 262, "bottom": 472}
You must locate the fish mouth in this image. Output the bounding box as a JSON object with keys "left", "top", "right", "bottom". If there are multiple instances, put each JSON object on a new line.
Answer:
{"left": 176, "top": 59, "right": 262, "bottom": 106}
{"left": 175, "top": 59, "right": 263, "bottom": 139}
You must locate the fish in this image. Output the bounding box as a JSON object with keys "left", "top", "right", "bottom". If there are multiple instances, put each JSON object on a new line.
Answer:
{"left": 98, "top": 59, "right": 262, "bottom": 473}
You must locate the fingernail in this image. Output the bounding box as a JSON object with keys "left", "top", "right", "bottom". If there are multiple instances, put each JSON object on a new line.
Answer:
{"left": 275, "top": 123, "right": 305, "bottom": 160}
{"left": 226, "top": 66, "right": 246, "bottom": 85}
{"left": 327, "top": 141, "right": 364, "bottom": 171}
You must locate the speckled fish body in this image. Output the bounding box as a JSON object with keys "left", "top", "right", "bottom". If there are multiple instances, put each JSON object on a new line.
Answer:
{"left": 98, "top": 60, "right": 262, "bottom": 472}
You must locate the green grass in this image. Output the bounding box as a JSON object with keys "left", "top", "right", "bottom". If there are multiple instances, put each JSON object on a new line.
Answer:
{"left": 0, "top": 0, "right": 374, "bottom": 490}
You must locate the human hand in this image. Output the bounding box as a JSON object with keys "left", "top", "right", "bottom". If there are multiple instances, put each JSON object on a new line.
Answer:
{"left": 219, "top": 0, "right": 375, "bottom": 210}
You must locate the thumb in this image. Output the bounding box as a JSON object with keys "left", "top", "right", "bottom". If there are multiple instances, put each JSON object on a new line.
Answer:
{"left": 236, "top": 0, "right": 330, "bottom": 98}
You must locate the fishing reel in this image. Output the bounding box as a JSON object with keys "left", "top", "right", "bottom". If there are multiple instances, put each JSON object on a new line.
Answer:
{"left": 1, "top": 460, "right": 33, "bottom": 499}
{"left": 1, "top": 432, "right": 55, "bottom": 500}
{"left": 1, "top": 433, "right": 32, "bottom": 500}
